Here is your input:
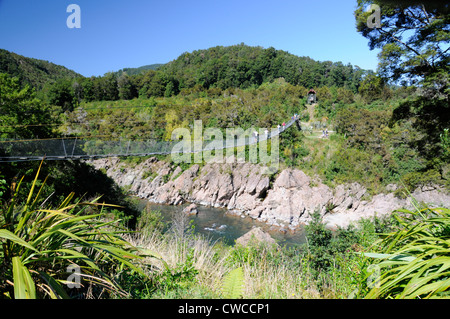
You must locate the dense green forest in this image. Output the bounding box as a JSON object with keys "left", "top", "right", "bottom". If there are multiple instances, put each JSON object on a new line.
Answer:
{"left": 0, "top": 0, "right": 448, "bottom": 300}
{"left": 0, "top": 49, "right": 81, "bottom": 90}
{"left": 32, "top": 44, "right": 373, "bottom": 112}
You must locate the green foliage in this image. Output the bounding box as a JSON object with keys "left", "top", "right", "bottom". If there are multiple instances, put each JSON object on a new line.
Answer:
{"left": 117, "top": 73, "right": 138, "bottom": 100}
{"left": 154, "top": 248, "right": 199, "bottom": 296}
{"left": 221, "top": 267, "right": 244, "bottom": 299}
{"left": 0, "top": 162, "right": 159, "bottom": 299}
{"left": 157, "top": 44, "right": 366, "bottom": 93}
{"left": 336, "top": 107, "right": 390, "bottom": 150}
{"left": 358, "top": 73, "right": 391, "bottom": 103}
{"left": 0, "top": 73, "right": 57, "bottom": 139}
{"left": 137, "top": 209, "right": 166, "bottom": 235}
{"left": 280, "top": 126, "right": 308, "bottom": 167}
{"left": 324, "top": 145, "right": 384, "bottom": 192}
{"left": 441, "top": 128, "right": 450, "bottom": 160}
{"left": 392, "top": 97, "right": 449, "bottom": 161}
{"left": 354, "top": 2, "right": 449, "bottom": 192}
{"left": 304, "top": 211, "right": 390, "bottom": 279}
{"left": 331, "top": 98, "right": 448, "bottom": 192}
{"left": 10, "top": 45, "right": 366, "bottom": 107}
{"left": 46, "top": 78, "right": 77, "bottom": 112}
{"left": 227, "top": 243, "right": 274, "bottom": 267}
{"left": 0, "top": 175, "right": 7, "bottom": 198}
{"left": 0, "top": 49, "right": 81, "bottom": 91}
{"left": 397, "top": 169, "right": 443, "bottom": 196}
{"left": 304, "top": 211, "right": 335, "bottom": 275}
{"left": 364, "top": 205, "right": 450, "bottom": 299}
{"left": 114, "top": 64, "right": 163, "bottom": 77}
{"left": 355, "top": 1, "right": 449, "bottom": 87}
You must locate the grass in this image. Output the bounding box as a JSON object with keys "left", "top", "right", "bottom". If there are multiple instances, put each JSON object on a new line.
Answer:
{"left": 3, "top": 162, "right": 447, "bottom": 299}
{"left": 120, "top": 208, "right": 395, "bottom": 299}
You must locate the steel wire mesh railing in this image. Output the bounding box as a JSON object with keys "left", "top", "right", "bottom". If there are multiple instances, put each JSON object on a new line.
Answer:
{"left": 0, "top": 118, "right": 297, "bottom": 162}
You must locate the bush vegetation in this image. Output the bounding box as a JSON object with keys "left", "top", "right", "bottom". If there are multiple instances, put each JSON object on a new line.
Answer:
{"left": 1, "top": 161, "right": 448, "bottom": 299}
{"left": 1, "top": 1, "right": 448, "bottom": 298}
{"left": 110, "top": 201, "right": 448, "bottom": 299}
{"left": 0, "top": 163, "right": 159, "bottom": 299}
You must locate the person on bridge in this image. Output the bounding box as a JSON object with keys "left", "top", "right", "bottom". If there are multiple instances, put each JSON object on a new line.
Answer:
{"left": 282, "top": 122, "right": 286, "bottom": 131}
{"left": 253, "top": 131, "right": 259, "bottom": 142}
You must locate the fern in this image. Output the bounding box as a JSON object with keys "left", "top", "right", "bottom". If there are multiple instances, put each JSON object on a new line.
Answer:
{"left": 222, "top": 267, "right": 244, "bottom": 299}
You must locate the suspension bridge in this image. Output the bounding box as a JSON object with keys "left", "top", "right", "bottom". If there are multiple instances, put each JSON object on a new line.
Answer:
{"left": 0, "top": 117, "right": 303, "bottom": 163}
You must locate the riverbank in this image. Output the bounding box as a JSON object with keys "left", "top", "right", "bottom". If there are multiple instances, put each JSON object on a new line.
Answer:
{"left": 123, "top": 198, "right": 393, "bottom": 299}
{"left": 89, "top": 157, "right": 450, "bottom": 231}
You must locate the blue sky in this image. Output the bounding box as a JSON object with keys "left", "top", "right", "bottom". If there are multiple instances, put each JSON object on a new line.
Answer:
{"left": 0, "top": 0, "right": 380, "bottom": 77}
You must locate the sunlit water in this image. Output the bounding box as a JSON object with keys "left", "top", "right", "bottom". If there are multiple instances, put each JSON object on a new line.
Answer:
{"left": 136, "top": 199, "right": 307, "bottom": 247}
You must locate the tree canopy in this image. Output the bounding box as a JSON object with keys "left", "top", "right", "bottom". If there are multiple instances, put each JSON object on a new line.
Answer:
{"left": 0, "top": 73, "right": 56, "bottom": 139}
{"left": 355, "top": 0, "right": 449, "bottom": 93}
{"left": 0, "top": 49, "right": 81, "bottom": 91}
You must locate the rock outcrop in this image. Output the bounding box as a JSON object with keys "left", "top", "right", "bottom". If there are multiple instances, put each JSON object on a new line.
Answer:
{"left": 89, "top": 157, "right": 450, "bottom": 230}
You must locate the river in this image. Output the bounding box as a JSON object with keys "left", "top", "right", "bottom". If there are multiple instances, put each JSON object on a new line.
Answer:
{"left": 137, "top": 200, "right": 307, "bottom": 247}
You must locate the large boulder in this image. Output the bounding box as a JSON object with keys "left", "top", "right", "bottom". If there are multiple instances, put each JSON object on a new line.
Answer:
{"left": 182, "top": 203, "right": 198, "bottom": 215}
{"left": 235, "top": 227, "right": 277, "bottom": 247}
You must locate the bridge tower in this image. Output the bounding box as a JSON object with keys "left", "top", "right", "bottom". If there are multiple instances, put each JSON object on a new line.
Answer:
{"left": 307, "top": 89, "right": 317, "bottom": 105}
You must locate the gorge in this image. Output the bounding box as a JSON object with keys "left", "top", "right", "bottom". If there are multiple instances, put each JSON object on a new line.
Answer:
{"left": 89, "top": 156, "right": 450, "bottom": 231}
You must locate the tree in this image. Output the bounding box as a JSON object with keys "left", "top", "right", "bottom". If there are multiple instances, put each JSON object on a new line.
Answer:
{"left": 355, "top": 0, "right": 449, "bottom": 90}
{"left": 0, "top": 73, "right": 55, "bottom": 139}
{"left": 102, "top": 73, "right": 119, "bottom": 101}
{"left": 358, "top": 73, "right": 389, "bottom": 103}
{"left": 316, "top": 86, "right": 333, "bottom": 104}
{"left": 47, "top": 78, "right": 75, "bottom": 112}
{"left": 117, "top": 73, "right": 137, "bottom": 100}
{"left": 355, "top": 1, "right": 449, "bottom": 166}
{"left": 80, "top": 77, "right": 95, "bottom": 102}
{"left": 336, "top": 87, "right": 355, "bottom": 104}
{"left": 164, "top": 81, "right": 175, "bottom": 97}
{"left": 72, "top": 79, "right": 83, "bottom": 106}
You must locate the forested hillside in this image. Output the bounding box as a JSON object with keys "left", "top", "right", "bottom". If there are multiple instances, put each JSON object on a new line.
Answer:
{"left": 13, "top": 44, "right": 372, "bottom": 111}
{"left": 153, "top": 44, "right": 367, "bottom": 93}
{"left": 0, "top": 49, "right": 81, "bottom": 90}
{"left": 1, "top": 42, "right": 447, "bottom": 195}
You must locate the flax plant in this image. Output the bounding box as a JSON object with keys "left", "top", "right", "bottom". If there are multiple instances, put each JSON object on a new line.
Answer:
{"left": 0, "top": 161, "right": 161, "bottom": 299}
{"left": 364, "top": 202, "right": 450, "bottom": 299}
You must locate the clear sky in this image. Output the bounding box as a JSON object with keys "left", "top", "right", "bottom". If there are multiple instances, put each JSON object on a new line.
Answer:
{"left": 0, "top": 0, "right": 380, "bottom": 77}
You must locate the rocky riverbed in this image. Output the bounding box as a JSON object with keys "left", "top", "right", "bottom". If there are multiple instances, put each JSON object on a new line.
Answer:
{"left": 89, "top": 157, "right": 450, "bottom": 230}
